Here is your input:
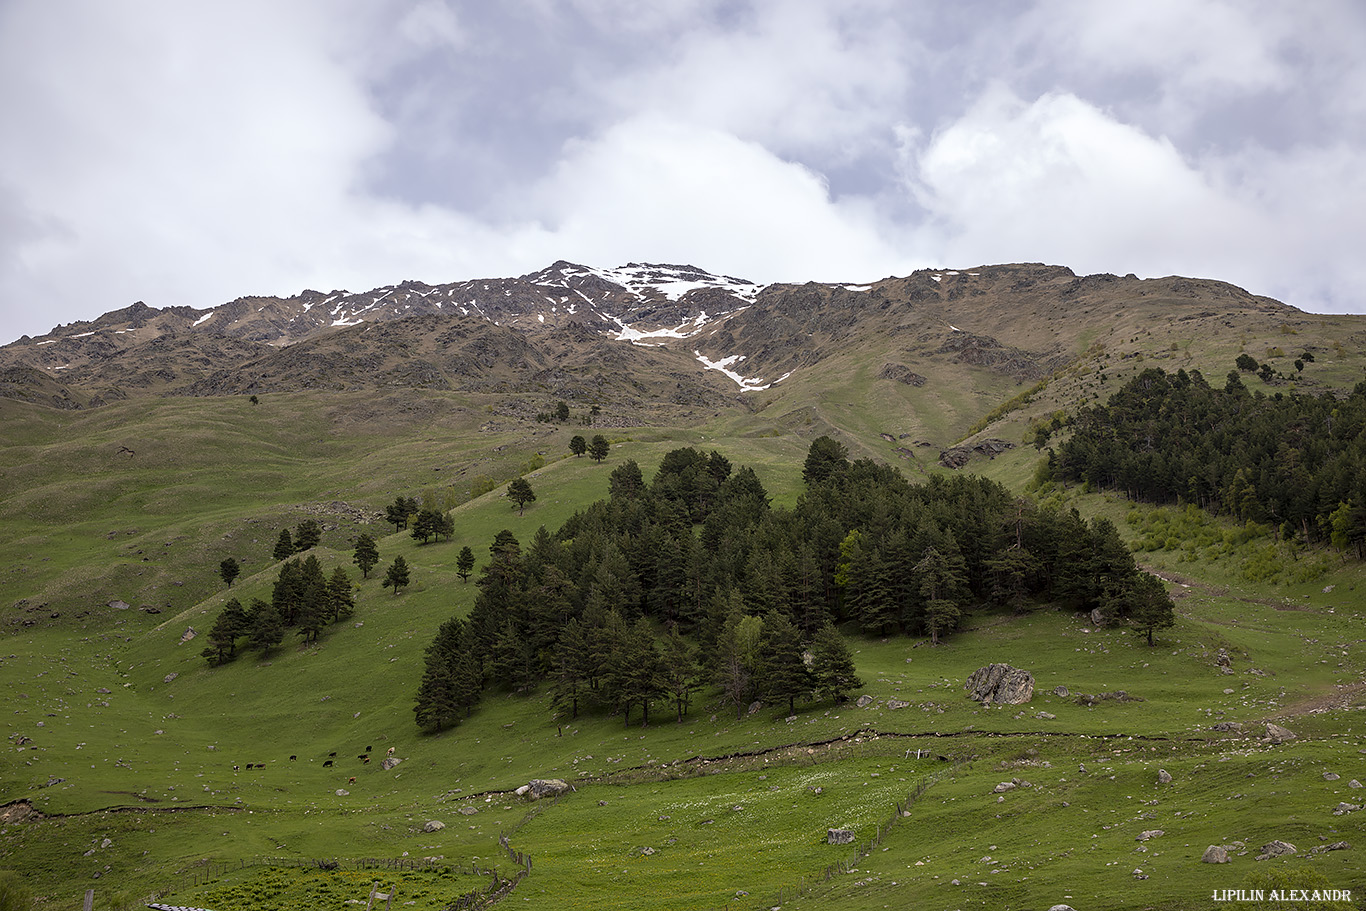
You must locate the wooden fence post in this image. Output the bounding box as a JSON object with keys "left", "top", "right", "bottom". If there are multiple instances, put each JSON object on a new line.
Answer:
{"left": 82, "top": 890, "right": 94, "bottom": 911}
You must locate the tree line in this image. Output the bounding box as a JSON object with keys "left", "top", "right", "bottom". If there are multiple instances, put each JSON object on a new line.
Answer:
{"left": 414, "top": 439, "right": 1173, "bottom": 733}
{"left": 1050, "top": 366, "right": 1366, "bottom": 556}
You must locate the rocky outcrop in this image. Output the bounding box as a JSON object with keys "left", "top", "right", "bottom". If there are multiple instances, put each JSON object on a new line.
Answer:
{"left": 517, "top": 778, "right": 571, "bottom": 800}
{"left": 878, "top": 363, "right": 927, "bottom": 386}
{"left": 1201, "top": 845, "right": 1230, "bottom": 863}
{"left": 939, "top": 439, "right": 1014, "bottom": 469}
{"left": 1255, "top": 840, "right": 1296, "bottom": 861}
{"left": 1264, "top": 722, "right": 1296, "bottom": 743}
{"left": 965, "top": 664, "right": 1034, "bottom": 705}
{"left": 827, "top": 829, "right": 855, "bottom": 845}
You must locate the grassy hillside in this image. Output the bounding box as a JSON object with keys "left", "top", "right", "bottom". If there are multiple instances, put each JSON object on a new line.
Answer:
{"left": 3, "top": 345, "right": 1366, "bottom": 910}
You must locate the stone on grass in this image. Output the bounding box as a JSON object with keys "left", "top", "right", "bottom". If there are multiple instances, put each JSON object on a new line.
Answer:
{"left": 458, "top": 806, "right": 479, "bottom": 816}
{"left": 1255, "top": 840, "right": 1296, "bottom": 861}
{"left": 382, "top": 756, "right": 402, "bottom": 771}
{"left": 964, "top": 664, "right": 1035, "bottom": 705}
{"left": 1048, "top": 905, "right": 1077, "bottom": 911}
{"left": 1157, "top": 769, "right": 1173, "bottom": 784}
{"left": 525, "top": 779, "right": 571, "bottom": 800}
{"left": 1332, "top": 803, "right": 1360, "bottom": 816}
{"left": 1323, "top": 772, "right": 1340, "bottom": 781}
{"left": 1201, "top": 845, "right": 1230, "bottom": 863}
{"left": 855, "top": 695, "right": 874, "bottom": 708}
{"left": 993, "top": 782, "right": 1017, "bottom": 793}
{"left": 1264, "top": 722, "right": 1296, "bottom": 743}
{"left": 827, "top": 828, "right": 855, "bottom": 845}
{"left": 422, "top": 820, "right": 445, "bottom": 832}
{"left": 1137, "top": 830, "right": 1164, "bottom": 841}
{"left": 1053, "top": 685, "right": 1069, "bottom": 697}
{"left": 1350, "top": 780, "right": 1363, "bottom": 789}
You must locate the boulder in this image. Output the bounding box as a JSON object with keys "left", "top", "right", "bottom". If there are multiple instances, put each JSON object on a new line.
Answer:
{"left": 1211, "top": 721, "right": 1243, "bottom": 733}
{"left": 1136, "top": 830, "right": 1164, "bottom": 842}
{"left": 993, "top": 782, "right": 1017, "bottom": 793}
{"left": 422, "top": 820, "right": 445, "bottom": 833}
{"left": 1048, "top": 906, "right": 1078, "bottom": 911}
{"left": 855, "top": 695, "right": 875, "bottom": 708}
{"left": 887, "top": 698, "right": 910, "bottom": 709}
{"left": 458, "top": 806, "right": 479, "bottom": 816}
{"left": 965, "top": 664, "right": 1034, "bottom": 705}
{"left": 1157, "top": 769, "right": 1173, "bottom": 785}
{"left": 1090, "top": 608, "right": 1107, "bottom": 627}
{"left": 1255, "top": 840, "right": 1296, "bottom": 861}
{"left": 1264, "top": 722, "right": 1296, "bottom": 743}
{"left": 1350, "top": 780, "right": 1363, "bottom": 789}
{"left": 1332, "top": 802, "right": 1360, "bottom": 816}
{"left": 1053, "top": 685, "right": 1069, "bottom": 697}
{"left": 1323, "top": 772, "right": 1340, "bottom": 781}
{"left": 1201, "top": 845, "right": 1230, "bottom": 864}
{"left": 382, "top": 756, "right": 402, "bottom": 771}
{"left": 827, "top": 829, "right": 855, "bottom": 845}
{"left": 526, "top": 778, "right": 571, "bottom": 800}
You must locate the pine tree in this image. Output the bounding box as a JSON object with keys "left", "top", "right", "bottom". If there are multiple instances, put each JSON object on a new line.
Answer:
{"left": 755, "top": 613, "right": 811, "bottom": 716}
{"left": 200, "top": 598, "right": 248, "bottom": 664}
{"left": 569, "top": 434, "right": 587, "bottom": 458}
{"left": 810, "top": 623, "right": 861, "bottom": 704}
{"left": 218, "top": 556, "right": 241, "bottom": 587}
{"left": 456, "top": 545, "right": 476, "bottom": 582}
{"left": 506, "top": 478, "right": 537, "bottom": 515}
{"left": 325, "top": 567, "right": 355, "bottom": 622}
{"left": 384, "top": 555, "right": 411, "bottom": 594}
{"left": 1119, "top": 572, "right": 1177, "bottom": 646}
{"left": 272, "top": 528, "right": 294, "bottom": 562}
{"left": 294, "top": 518, "right": 322, "bottom": 551}
{"left": 353, "top": 533, "right": 379, "bottom": 578}
{"left": 589, "top": 435, "right": 610, "bottom": 463}
{"left": 249, "top": 600, "right": 285, "bottom": 653}
{"left": 550, "top": 617, "right": 593, "bottom": 720}
{"left": 660, "top": 626, "right": 701, "bottom": 722}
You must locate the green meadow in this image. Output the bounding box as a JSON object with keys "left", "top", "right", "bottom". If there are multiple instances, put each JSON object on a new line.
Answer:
{"left": 1, "top": 390, "right": 1364, "bottom": 911}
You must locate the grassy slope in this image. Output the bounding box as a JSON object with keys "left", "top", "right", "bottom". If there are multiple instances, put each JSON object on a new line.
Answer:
{"left": 3, "top": 355, "right": 1365, "bottom": 910}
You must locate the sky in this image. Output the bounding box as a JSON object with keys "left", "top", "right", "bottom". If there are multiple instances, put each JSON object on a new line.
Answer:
{"left": 2, "top": 0, "right": 1365, "bottom": 344}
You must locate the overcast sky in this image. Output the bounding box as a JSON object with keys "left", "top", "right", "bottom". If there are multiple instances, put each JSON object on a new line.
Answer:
{"left": 2, "top": 0, "right": 1364, "bottom": 344}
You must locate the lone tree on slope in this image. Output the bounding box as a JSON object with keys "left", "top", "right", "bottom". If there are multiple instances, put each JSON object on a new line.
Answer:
{"left": 506, "top": 477, "right": 537, "bottom": 515}
{"left": 384, "top": 555, "right": 411, "bottom": 595}
{"left": 219, "top": 557, "right": 241, "bottom": 588}
{"left": 589, "top": 435, "right": 610, "bottom": 463}
{"left": 353, "top": 533, "right": 379, "bottom": 578}
{"left": 569, "top": 434, "right": 587, "bottom": 458}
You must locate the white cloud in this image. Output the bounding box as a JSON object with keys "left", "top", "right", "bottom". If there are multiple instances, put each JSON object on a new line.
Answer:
{"left": 513, "top": 114, "right": 913, "bottom": 283}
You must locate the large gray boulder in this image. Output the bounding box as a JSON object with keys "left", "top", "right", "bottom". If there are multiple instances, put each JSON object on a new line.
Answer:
{"left": 1256, "top": 840, "right": 1296, "bottom": 861}
{"left": 525, "top": 778, "right": 571, "bottom": 800}
{"left": 1201, "top": 845, "right": 1229, "bottom": 863}
{"left": 1264, "top": 722, "right": 1296, "bottom": 743}
{"left": 827, "top": 828, "right": 855, "bottom": 845}
{"left": 965, "top": 664, "right": 1034, "bottom": 705}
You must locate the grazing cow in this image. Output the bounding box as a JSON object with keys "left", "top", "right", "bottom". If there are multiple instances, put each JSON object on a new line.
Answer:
{"left": 386, "top": 746, "right": 395, "bottom": 757}
{"left": 244, "top": 763, "right": 253, "bottom": 770}
{"left": 365, "top": 745, "right": 372, "bottom": 751}
{"left": 323, "top": 760, "right": 333, "bottom": 768}
{"left": 289, "top": 755, "right": 297, "bottom": 761}
{"left": 348, "top": 777, "right": 356, "bottom": 784}
{"left": 232, "top": 765, "right": 239, "bottom": 771}
{"left": 363, "top": 757, "right": 370, "bottom": 764}
{"left": 328, "top": 751, "right": 337, "bottom": 757}
{"left": 358, "top": 754, "right": 368, "bottom": 760}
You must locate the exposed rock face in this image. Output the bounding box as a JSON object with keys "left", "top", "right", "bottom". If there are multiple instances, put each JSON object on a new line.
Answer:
{"left": 965, "top": 664, "right": 1034, "bottom": 705}
{"left": 1211, "top": 721, "right": 1243, "bottom": 733}
{"left": 827, "top": 829, "right": 855, "bottom": 845}
{"left": 1202, "top": 845, "right": 1230, "bottom": 863}
{"left": 939, "top": 439, "right": 1014, "bottom": 469}
{"left": 878, "top": 363, "right": 927, "bottom": 386}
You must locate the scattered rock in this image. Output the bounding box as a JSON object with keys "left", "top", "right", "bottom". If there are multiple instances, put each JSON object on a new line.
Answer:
{"left": 887, "top": 698, "right": 910, "bottom": 709}
{"left": 422, "top": 820, "right": 445, "bottom": 833}
{"left": 1215, "top": 649, "right": 1231, "bottom": 667}
{"left": 640, "top": 846, "right": 655, "bottom": 856}
{"left": 108, "top": 600, "right": 129, "bottom": 611}
{"left": 1048, "top": 905, "right": 1077, "bottom": 911}
{"left": 162, "top": 673, "right": 178, "bottom": 684}
{"left": 993, "top": 782, "right": 1017, "bottom": 793}
{"left": 1211, "top": 722, "right": 1244, "bottom": 733}
{"left": 1052, "top": 685, "right": 1069, "bottom": 697}
{"left": 458, "top": 806, "right": 479, "bottom": 816}
{"left": 179, "top": 628, "right": 196, "bottom": 643}
{"left": 1323, "top": 772, "right": 1340, "bottom": 781}
{"left": 1201, "top": 845, "right": 1230, "bottom": 863}
{"left": 382, "top": 757, "right": 402, "bottom": 771}
{"left": 1037, "top": 711, "right": 1056, "bottom": 720}
{"left": 1255, "top": 840, "right": 1296, "bottom": 861}
{"left": 335, "top": 789, "right": 349, "bottom": 797}
{"left": 1157, "top": 769, "right": 1173, "bottom": 785}
{"left": 1350, "top": 780, "right": 1362, "bottom": 789}
{"left": 1132, "top": 868, "right": 1148, "bottom": 880}
{"left": 964, "top": 664, "right": 1035, "bottom": 705}
{"left": 827, "top": 829, "right": 855, "bottom": 845}
{"left": 855, "top": 695, "right": 875, "bottom": 708}
{"left": 1090, "top": 608, "right": 1107, "bottom": 627}
{"left": 1264, "top": 722, "right": 1296, "bottom": 743}
{"left": 1136, "top": 830, "right": 1164, "bottom": 842}
{"left": 1332, "top": 803, "right": 1360, "bottom": 816}
{"left": 1311, "top": 841, "right": 1351, "bottom": 854}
